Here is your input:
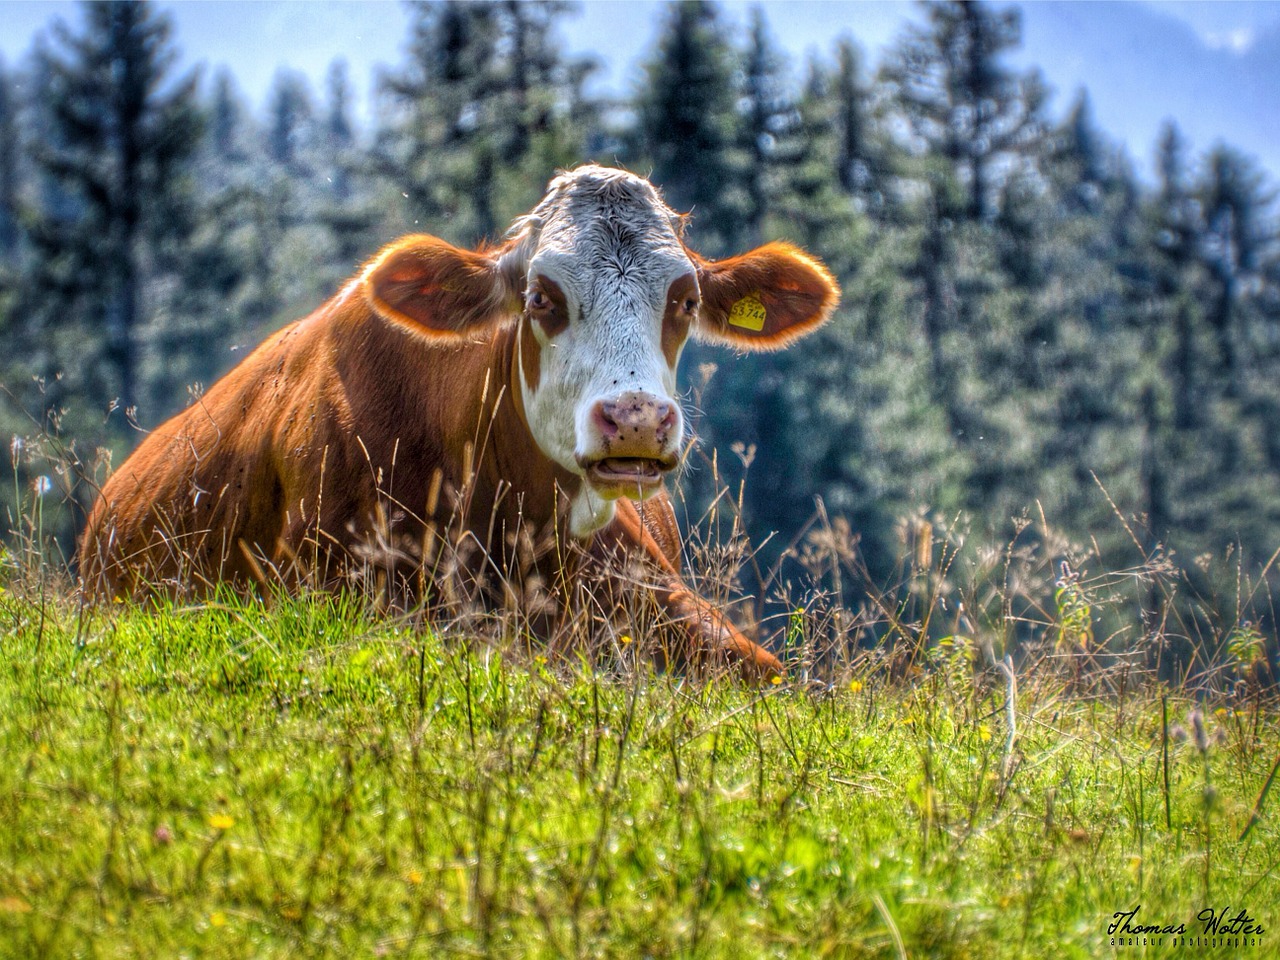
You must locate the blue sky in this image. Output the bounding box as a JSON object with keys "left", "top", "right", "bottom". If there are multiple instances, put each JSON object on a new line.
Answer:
{"left": 2, "top": 1, "right": 1278, "bottom": 182}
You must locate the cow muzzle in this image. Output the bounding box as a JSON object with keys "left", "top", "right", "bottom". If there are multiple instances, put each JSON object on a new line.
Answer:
{"left": 578, "top": 391, "right": 681, "bottom": 496}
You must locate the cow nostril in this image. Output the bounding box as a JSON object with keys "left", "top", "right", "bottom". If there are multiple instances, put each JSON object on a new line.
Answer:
{"left": 592, "top": 400, "right": 620, "bottom": 439}
{"left": 655, "top": 402, "right": 677, "bottom": 441}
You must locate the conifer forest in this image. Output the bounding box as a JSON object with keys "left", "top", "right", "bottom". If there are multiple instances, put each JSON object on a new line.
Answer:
{"left": 2, "top": 0, "right": 1279, "bottom": 681}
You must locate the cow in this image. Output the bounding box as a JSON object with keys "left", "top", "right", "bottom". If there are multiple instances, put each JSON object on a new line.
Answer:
{"left": 78, "top": 165, "right": 839, "bottom": 679}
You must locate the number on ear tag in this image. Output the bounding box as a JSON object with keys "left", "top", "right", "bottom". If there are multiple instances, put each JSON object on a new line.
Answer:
{"left": 728, "top": 292, "right": 768, "bottom": 331}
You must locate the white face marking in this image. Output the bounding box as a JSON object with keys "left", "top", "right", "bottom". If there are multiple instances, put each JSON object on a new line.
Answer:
{"left": 511, "top": 168, "right": 695, "bottom": 518}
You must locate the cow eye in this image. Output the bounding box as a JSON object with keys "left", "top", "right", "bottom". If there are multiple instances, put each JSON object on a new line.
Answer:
{"left": 528, "top": 289, "right": 551, "bottom": 312}
{"left": 683, "top": 298, "right": 698, "bottom": 314}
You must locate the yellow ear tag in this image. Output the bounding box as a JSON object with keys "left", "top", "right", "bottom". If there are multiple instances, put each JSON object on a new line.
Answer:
{"left": 728, "top": 292, "right": 768, "bottom": 332}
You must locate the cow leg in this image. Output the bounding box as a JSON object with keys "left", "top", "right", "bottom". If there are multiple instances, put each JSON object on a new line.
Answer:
{"left": 591, "top": 492, "right": 783, "bottom": 681}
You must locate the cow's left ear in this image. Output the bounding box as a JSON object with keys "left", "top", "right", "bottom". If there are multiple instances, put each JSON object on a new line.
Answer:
{"left": 363, "top": 234, "right": 525, "bottom": 337}
{"left": 692, "top": 242, "right": 839, "bottom": 351}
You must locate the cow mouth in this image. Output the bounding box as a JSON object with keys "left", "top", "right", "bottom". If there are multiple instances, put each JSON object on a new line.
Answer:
{"left": 584, "top": 457, "right": 670, "bottom": 490}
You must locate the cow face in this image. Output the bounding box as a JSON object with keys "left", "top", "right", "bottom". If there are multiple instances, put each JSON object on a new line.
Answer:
{"left": 364, "top": 165, "right": 840, "bottom": 535}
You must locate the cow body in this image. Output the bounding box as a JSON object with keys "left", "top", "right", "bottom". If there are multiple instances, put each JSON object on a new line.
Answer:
{"left": 79, "top": 166, "right": 839, "bottom": 678}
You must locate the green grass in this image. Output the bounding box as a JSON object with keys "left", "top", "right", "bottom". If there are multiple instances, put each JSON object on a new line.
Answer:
{"left": 0, "top": 588, "right": 1277, "bottom": 958}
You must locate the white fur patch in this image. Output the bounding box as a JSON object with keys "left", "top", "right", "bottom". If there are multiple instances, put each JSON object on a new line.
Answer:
{"left": 568, "top": 485, "right": 616, "bottom": 538}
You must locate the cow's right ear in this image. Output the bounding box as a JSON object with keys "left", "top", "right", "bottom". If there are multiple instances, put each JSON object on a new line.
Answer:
{"left": 364, "top": 235, "right": 524, "bottom": 336}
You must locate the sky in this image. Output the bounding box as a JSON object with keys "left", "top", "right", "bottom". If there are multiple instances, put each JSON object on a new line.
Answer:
{"left": 2, "top": 0, "right": 1278, "bottom": 183}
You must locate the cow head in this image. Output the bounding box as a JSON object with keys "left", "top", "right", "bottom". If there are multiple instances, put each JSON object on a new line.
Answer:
{"left": 364, "top": 165, "right": 840, "bottom": 535}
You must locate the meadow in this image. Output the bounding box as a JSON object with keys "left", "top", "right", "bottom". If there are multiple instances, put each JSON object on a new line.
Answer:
{"left": 1, "top": 560, "right": 1277, "bottom": 957}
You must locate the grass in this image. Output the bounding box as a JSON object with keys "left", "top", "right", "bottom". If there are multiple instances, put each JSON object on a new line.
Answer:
{"left": 1, "top": 585, "right": 1278, "bottom": 958}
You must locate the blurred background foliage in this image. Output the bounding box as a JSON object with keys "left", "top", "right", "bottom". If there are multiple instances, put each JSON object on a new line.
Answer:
{"left": 2, "top": 0, "right": 1279, "bottom": 674}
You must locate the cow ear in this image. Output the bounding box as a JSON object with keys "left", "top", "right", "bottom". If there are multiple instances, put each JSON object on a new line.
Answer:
{"left": 692, "top": 242, "right": 839, "bottom": 351}
{"left": 364, "top": 235, "right": 524, "bottom": 336}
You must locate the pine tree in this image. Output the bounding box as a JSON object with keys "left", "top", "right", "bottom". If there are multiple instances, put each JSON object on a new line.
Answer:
{"left": 835, "top": 41, "right": 867, "bottom": 197}
{"left": 0, "top": 58, "right": 22, "bottom": 378}
{"left": 1117, "top": 122, "right": 1199, "bottom": 566}
{"left": 1194, "top": 146, "right": 1280, "bottom": 557}
{"left": 315, "top": 58, "right": 381, "bottom": 288}
{"left": 827, "top": 38, "right": 899, "bottom": 221}
{"left": 632, "top": 0, "right": 742, "bottom": 253}
{"left": 267, "top": 68, "right": 314, "bottom": 171}
{"left": 497, "top": 0, "right": 576, "bottom": 164}
{"left": 0, "top": 58, "right": 19, "bottom": 263}
{"left": 873, "top": 0, "right": 1054, "bottom": 530}
{"left": 1045, "top": 92, "right": 1109, "bottom": 215}
{"left": 324, "top": 59, "right": 354, "bottom": 202}
{"left": 27, "top": 0, "right": 202, "bottom": 422}
{"left": 209, "top": 67, "right": 245, "bottom": 162}
{"left": 777, "top": 41, "right": 900, "bottom": 252}
{"left": 880, "top": 0, "right": 1045, "bottom": 221}
{"left": 1198, "top": 145, "right": 1274, "bottom": 395}
{"left": 1014, "top": 92, "right": 1144, "bottom": 545}
{"left": 375, "top": 0, "right": 501, "bottom": 240}
{"left": 375, "top": 0, "right": 591, "bottom": 244}
{"left": 1150, "top": 123, "right": 1203, "bottom": 433}
{"left": 670, "top": 14, "right": 913, "bottom": 578}
{"left": 188, "top": 68, "right": 275, "bottom": 331}
{"left": 257, "top": 68, "right": 368, "bottom": 329}
{"left": 487, "top": 1, "right": 602, "bottom": 221}
{"left": 737, "top": 8, "right": 792, "bottom": 245}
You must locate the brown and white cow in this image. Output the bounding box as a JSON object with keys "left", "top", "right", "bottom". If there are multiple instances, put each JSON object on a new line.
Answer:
{"left": 78, "top": 165, "right": 839, "bottom": 679}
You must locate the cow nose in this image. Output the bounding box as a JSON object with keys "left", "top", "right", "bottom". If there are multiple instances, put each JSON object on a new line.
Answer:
{"left": 579, "top": 391, "right": 681, "bottom": 491}
{"left": 591, "top": 392, "right": 678, "bottom": 448}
